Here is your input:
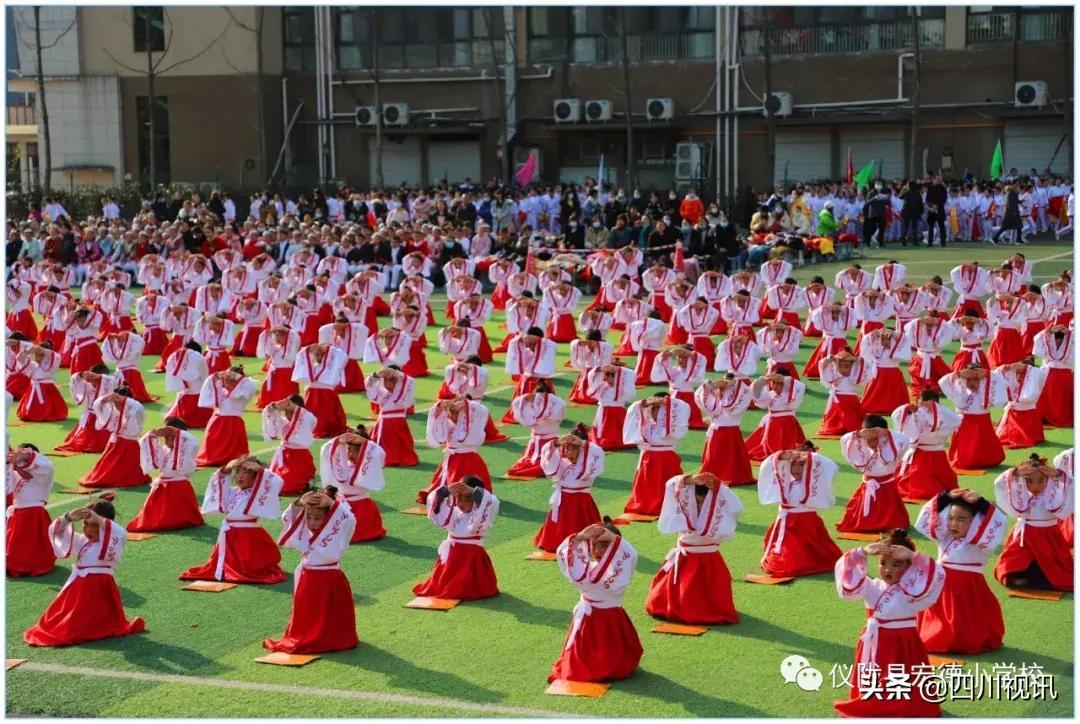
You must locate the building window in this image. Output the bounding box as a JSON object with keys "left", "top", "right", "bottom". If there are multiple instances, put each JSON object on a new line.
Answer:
{"left": 136, "top": 96, "right": 170, "bottom": 188}
{"left": 528, "top": 7, "right": 715, "bottom": 64}
{"left": 336, "top": 7, "right": 504, "bottom": 71}
{"left": 740, "top": 7, "right": 946, "bottom": 56}
{"left": 25, "top": 142, "right": 38, "bottom": 188}
{"left": 284, "top": 7, "right": 316, "bottom": 71}
{"left": 132, "top": 7, "right": 165, "bottom": 52}
{"left": 967, "top": 6, "right": 1072, "bottom": 44}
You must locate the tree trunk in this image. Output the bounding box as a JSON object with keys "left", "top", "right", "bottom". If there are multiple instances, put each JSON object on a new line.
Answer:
{"left": 370, "top": 9, "right": 383, "bottom": 188}
{"left": 619, "top": 8, "right": 635, "bottom": 189}
{"left": 34, "top": 7, "right": 51, "bottom": 193}
{"left": 763, "top": 19, "right": 775, "bottom": 188}
{"left": 254, "top": 8, "right": 266, "bottom": 184}
{"left": 487, "top": 8, "right": 509, "bottom": 185}
{"left": 908, "top": 9, "right": 921, "bottom": 178}
{"left": 145, "top": 10, "right": 157, "bottom": 191}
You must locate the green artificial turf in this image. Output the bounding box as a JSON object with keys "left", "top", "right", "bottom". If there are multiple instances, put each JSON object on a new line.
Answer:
{"left": 5, "top": 240, "right": 1075, "bottom": 718}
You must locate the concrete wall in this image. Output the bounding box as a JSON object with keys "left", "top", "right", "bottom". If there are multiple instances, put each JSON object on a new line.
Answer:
{"left": 12, "top": 6, "right": 80, "bottom": 76}
{"left": 43, "top": 75, "right": 123, "bottom": 188}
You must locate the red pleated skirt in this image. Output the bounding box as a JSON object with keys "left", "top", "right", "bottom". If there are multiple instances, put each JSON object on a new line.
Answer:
{"left": 6, "top": 372, "right": 29, "bottom": 401}
{"left": 257, "top": 367, "right": 299, "bottom": 409}
{"left": 493, "top": 331, "right": 513, "bottom": 354}
{"left": 818, "top": 393, "right": 864, "bottom": 436}
{"left": 948, "top": 413, "right": 1005, "bottom": 470}
{"left": 1037, "top": 367, "right": 1073, "bottom": 427}
{"left": 120, "top": 368, "right": 156, "bottom": 404}
{"left": 833, "top": 626, "right": 940, "bottom": 717}
{"left": 548, "top": 606, "right": 642, "bottom": 683}
{"left": 475, "top": 327, "right": 494, "bottom": 363}
{"left": 917, "top": 567, "right": 1003, "bottom": 654}
{"left": 403, "top": 339, "right": 430, "bottom": 378}
{"left": 491, "top": 282, "right": 510, "bottom": 310}
{"left": 155, "top": 335, "right": 183, "bottom": 371}
{"left": 546, "top": 313, "right": 578, "bottom": 343}
{"left": 179, "top": 526, "right": 285, "bottom": 584}
{"left": 988, "top": 328, "right": 1024, "bottom": 367}
{"left": 952, "top": 299, "right": 986, "bottom": 319}
{"left": 665, "top": 323, "right": 689, "bottom": 346}
{"left": 951, "top": 347, "right": 988, "bottom": 372}
{"left": 195, "top": 415, "right": 250, "bottom": 468}
{"left": 128, "top": 481, "right": 205, "bottom": 532}
{"left": 836, "top": 477, "right": 910, "bottom": 533}
{"left": 418, "top": 451, "right": 492, "bottom": 504}
{"left": 634, "top": 349, "right": 659, "bottom": 387}
{"left": 484, "top": 416, "right": 509, "bottom": 443}
{"left": 896, "top": 450, "right": 957, "bottom": 500}
{"left": 263, "top": 568, "right": 358, "bottom": 653}
{"left": 37, "top": 326, "right": 66, "bottom": 350}
{"left": 645, "top": 550, "right": 738, "bottom": 625}
{"left": 1061, "top": 516, "right": 1074, "bottom": 548}
{"left": 675, "top": 389, "right": 708, "bottom": 430}
{"left": 589, "top": 406, "right": 633, "bottom": 451}
{"left": 690, "top": 337, "right": 716, "bottom": 371}
{"left": 534, "top": 493, "right": 601, "bottom": 552}
{"left": 907, "top": 355, "right": 951, "bottom": 398}
{"left": 167, "top": 392, "right": 214, "bottom": 429}
{"left": 745, "top": 416, "right": 807, "bottom": 462}
{"left": 568, "top": 372, "right": 597, "bottom": 405}
{"left": 7, "top": 309, "right": 38, "bottom": 340}
{"left": 701, "top": 425, "right": 754, "bottom": 485}
{"left": 80, "top": 437, "right": 152, "bottom": 488}
{"left": 1021, "top": 321, "right": 1045, "bottom": 356}
{"left": 6, "top": 506, "right": 56, "bottom": 577}
{"left": 336, "top": 359, "right": 366, "bottom": 393}
{"left": 613, "top": 330, "right": 635, "bottom": 356}
{"left": 272, "top": 447, "right": 317, "bottom": 496}
{"left": 304, "top": 387, "right": 348, "bottom": 439}
{"left": 24, "top": 574, "right": 145, "bottom": 647}
{"left": 372, "top": 415, "right": 419, "bottom": 467}
{"left": 347, "top": 498, "right": 385, "bottom": 543}
{"left": 993, "top": 523, "right": 1074, "bottom": 591}
{"left": 625, "top": 449, "right": 683, "bottom": 516}
{"left": 205, "top": 349, "right": 232, "bottom": 374}
{"left": 852, "top": 321, "right": 884, "bottom": 355}
{"left": 231, "top": 327, "right": 261, "bottom": 357}
{"left": 762, "top": 511, "right": 842, "bottom": 577}
{"left": 653, "top": 296, "right": 673, "bottom": 323}
{"left": 860, "top": 367, "right": 910, "bottom": 414}
{"left": 412, "top": 543, "right": 499, "bottom": 600}
{"left": 505, "top": 436, "right": 553, "bottom": 479}
{"left": 803, "top": 337, "right": 847, "bottom": 379}
{"left": 803, "top": 321, "right": 822, "bottom": 338}
{"left": 996, "top": 407, "right": 1045, "bottom": 449}
{"left": 54, "top": 416, "right": 111, "bottom": 454}
{"left": 16, "top": 382, "right": 68, "bottom": 422}
{"left": 141, "top": 326, "right": 168, "bottom": 355}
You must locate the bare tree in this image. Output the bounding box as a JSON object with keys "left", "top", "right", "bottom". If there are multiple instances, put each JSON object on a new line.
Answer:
{"left": 14, "top": 7, "right": 78, "bottom": 192}
{"left": 617, "top": 8, "right": 635, "bottom": 189}
{"left": 760, "top": 14, "right": 776, "bottom": 188}
{"left": 369, "top": 8, "right": 383, "bottom": 188}
{"left": 484, "top": 7, "right": 510, "bottom": 184}
{"left": 908, "top": 8, "right": 921, "bottom": 179}
{"left": 103, "top": 8, "right": 228, "bottom": 190}
{"left": 223, "top": 8, "right": 267, "bottom": 184}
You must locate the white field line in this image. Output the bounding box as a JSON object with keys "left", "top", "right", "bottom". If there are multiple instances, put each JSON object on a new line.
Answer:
{"left": 13, "top": 662, "right": 578, "bottom": 719}
{"left": 900, "top": 249, "right": 1074, "bottom": 265}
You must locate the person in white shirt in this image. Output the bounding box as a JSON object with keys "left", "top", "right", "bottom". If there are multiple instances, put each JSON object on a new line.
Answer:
{"left": 995, "top": 358, "right": 1047, "bottom": 449}
{"left": 859, "top": 326, "right": 911, "bottom": 415}
{"left": 745, "top": 371, "right": 807, "bottom": 461}
{"left": 365, "top": 366, "right": 419, "bottom": 467}
{"left": 622, "top": 394, "right": 690, "bottom": 516}
{"left": 505, "top": 383, "right": 566, "bottom": 479}
{"left": 836, "top": 418, "right": 911, "bottom": 533}
{"left": 586, "top": 362, "right": 637, "bottom": 451}
{"left": 293, "top": 343, "right": 348, "bottom": 439}
{"left": 412, "top": 476, "right": 500, "bottom": 601}
{"left": 818, "top": 351, "right": 875, "bottom": 437}
{"left": 533, "top": 425, "right": 604, "bottom": 553}
{"left": 195, "top": 368, "right": 259, "bottom": 467}
{"left": 645, "top": 472, "right": 743, "bottom": 626}
{"left": 79, "top": 387, "right": 151, "bottom": 489}
{"left": 502, "top": 328, "right": 557, "bottom": 424}
{"left": 261, "top": 395, "right": 318, "bottom": 496}
{"left": 1032, "top": 324, "right": 1073, "bottom": 427}
{"left": 419, "top": 397, "right": 492, "bottom": 505}
{"left": 130, "top": 419, "right": 204, "bottom": 532}
{"left": 320, "top": 428, "right": 387, "bottom": 543}
{"left": 939, "top": 367, "right": 1007, "bottom": 471}
{"left": 5, "top": 444, "right": 57, "bottom": 577}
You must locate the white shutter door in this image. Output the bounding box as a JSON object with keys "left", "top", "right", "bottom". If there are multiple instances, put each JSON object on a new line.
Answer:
{"left": 1004, "top": 125, "right": 1070, "bottom": 176}
{"left": 839, "top": 128, "right": 906, "bottom": 180}
{"left": 427, "top": 141, "right": 481, "bottom": 185}
{"left": 370, "top": 137, "right": 421, "bottom": 187}
{"left": 774, "top": 131, "right": 831, "bottom": 184}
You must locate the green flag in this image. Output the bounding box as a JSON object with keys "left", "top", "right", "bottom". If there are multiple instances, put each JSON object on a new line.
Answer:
{"left": 853, "top": 160, "right": 876, "bottom": 188}
{"left": 989, "top": 140, "right": 1004, "bottom": 180}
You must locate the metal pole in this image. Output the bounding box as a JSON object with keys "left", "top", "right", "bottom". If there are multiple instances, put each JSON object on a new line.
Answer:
{"left": 503, "top": 6, "right": 517, "bottom": 185}
{"left": 326, "top": 7, "right": 337, "bottom": 181}
{"left": 314, "top": 7, "right": 325, "bottom": 185}
{"left": 715, "top": 6, "right": 723, "bottom": 201}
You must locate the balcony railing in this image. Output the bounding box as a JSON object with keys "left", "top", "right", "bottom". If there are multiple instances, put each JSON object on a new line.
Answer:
{"left": 968, "top": 9, "right": 1073, "bottom": 44}
{"left": 529, "top": 30, "right": 715, "bottom": 64}
{"left": 741, "top": 18, "right": 945, "bottom": 56}
{"left": 7, "top": 106, "right": 35, "bottom": 126}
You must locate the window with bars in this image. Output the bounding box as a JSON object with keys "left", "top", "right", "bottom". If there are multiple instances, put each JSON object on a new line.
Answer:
{"left": 136, "top": 96, "right": 170, "bottom": 187}
{"left": 966, "top": 6, "right": 1072, "bottom": 44}
{"left": 739, "top": 6, "right": 946, "bottom": 56}
{"left": 283, "top": 7, "right": 316, "bottom": 71}
{"left": 336, "top": 7, "right": 504, "bottom": 71}
{"left": 528, "top": 6, "right": 716, "bottom": 64}
{"left": 132, "top": 7, "right": 165, "bottom": 53}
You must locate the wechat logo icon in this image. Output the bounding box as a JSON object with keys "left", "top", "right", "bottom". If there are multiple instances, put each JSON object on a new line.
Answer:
{"left": 779, "top": 654, "right": 823, "bottom": 692}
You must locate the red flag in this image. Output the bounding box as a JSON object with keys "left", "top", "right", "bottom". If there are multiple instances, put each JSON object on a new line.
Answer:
{"left": 515, "top": 150, "right": 538, "bottom": 187}
{"left": 845, "top": 148, "right": 854, "bottom": 185}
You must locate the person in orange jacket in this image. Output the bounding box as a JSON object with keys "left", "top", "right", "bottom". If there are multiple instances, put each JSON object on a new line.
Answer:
{"left": 679, "top": 189, "right": 705, "bottom": 226}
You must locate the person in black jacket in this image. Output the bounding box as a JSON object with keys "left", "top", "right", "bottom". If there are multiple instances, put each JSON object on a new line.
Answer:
{"left": 646, "top": 220, "right": 678, "bottom": 263}
{"left": 709, "top": 210, "right": 744, "bottom": 273}
{"left": 900, "top": 181, "right": 924, "bottom": 247}
{"left": 992, "top": 184, "right": 1024, "bottom": 244}
{"left": 862, "top": 182, "right": 890, "bottom": 247}
{"left": 925, "top": 175, "right": 948, "bottom": 247}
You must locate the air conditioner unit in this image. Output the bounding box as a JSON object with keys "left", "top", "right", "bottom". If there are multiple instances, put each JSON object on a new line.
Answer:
{"left": 584, "top": 99, "right": 612, "bottom": 122}
{"left": 354, "top": 105, "right": 378, "bottom": 127}
{"left": 675, "top": 142, "right": 702, "bottom": 180}
{"left": 553, "top": 98, "right": 581, "bottom": 124}
{"left": 763, "top": 92, "right": 793, "bottom": 118}
{"left": 1014, "top": 81, "right": 1049, "bottom": 108}
{"left": 382, "top": 103, "right": 409, "bottom": 126}
{"left": 646, "top": 98, "right": 674, "bottom": 121}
